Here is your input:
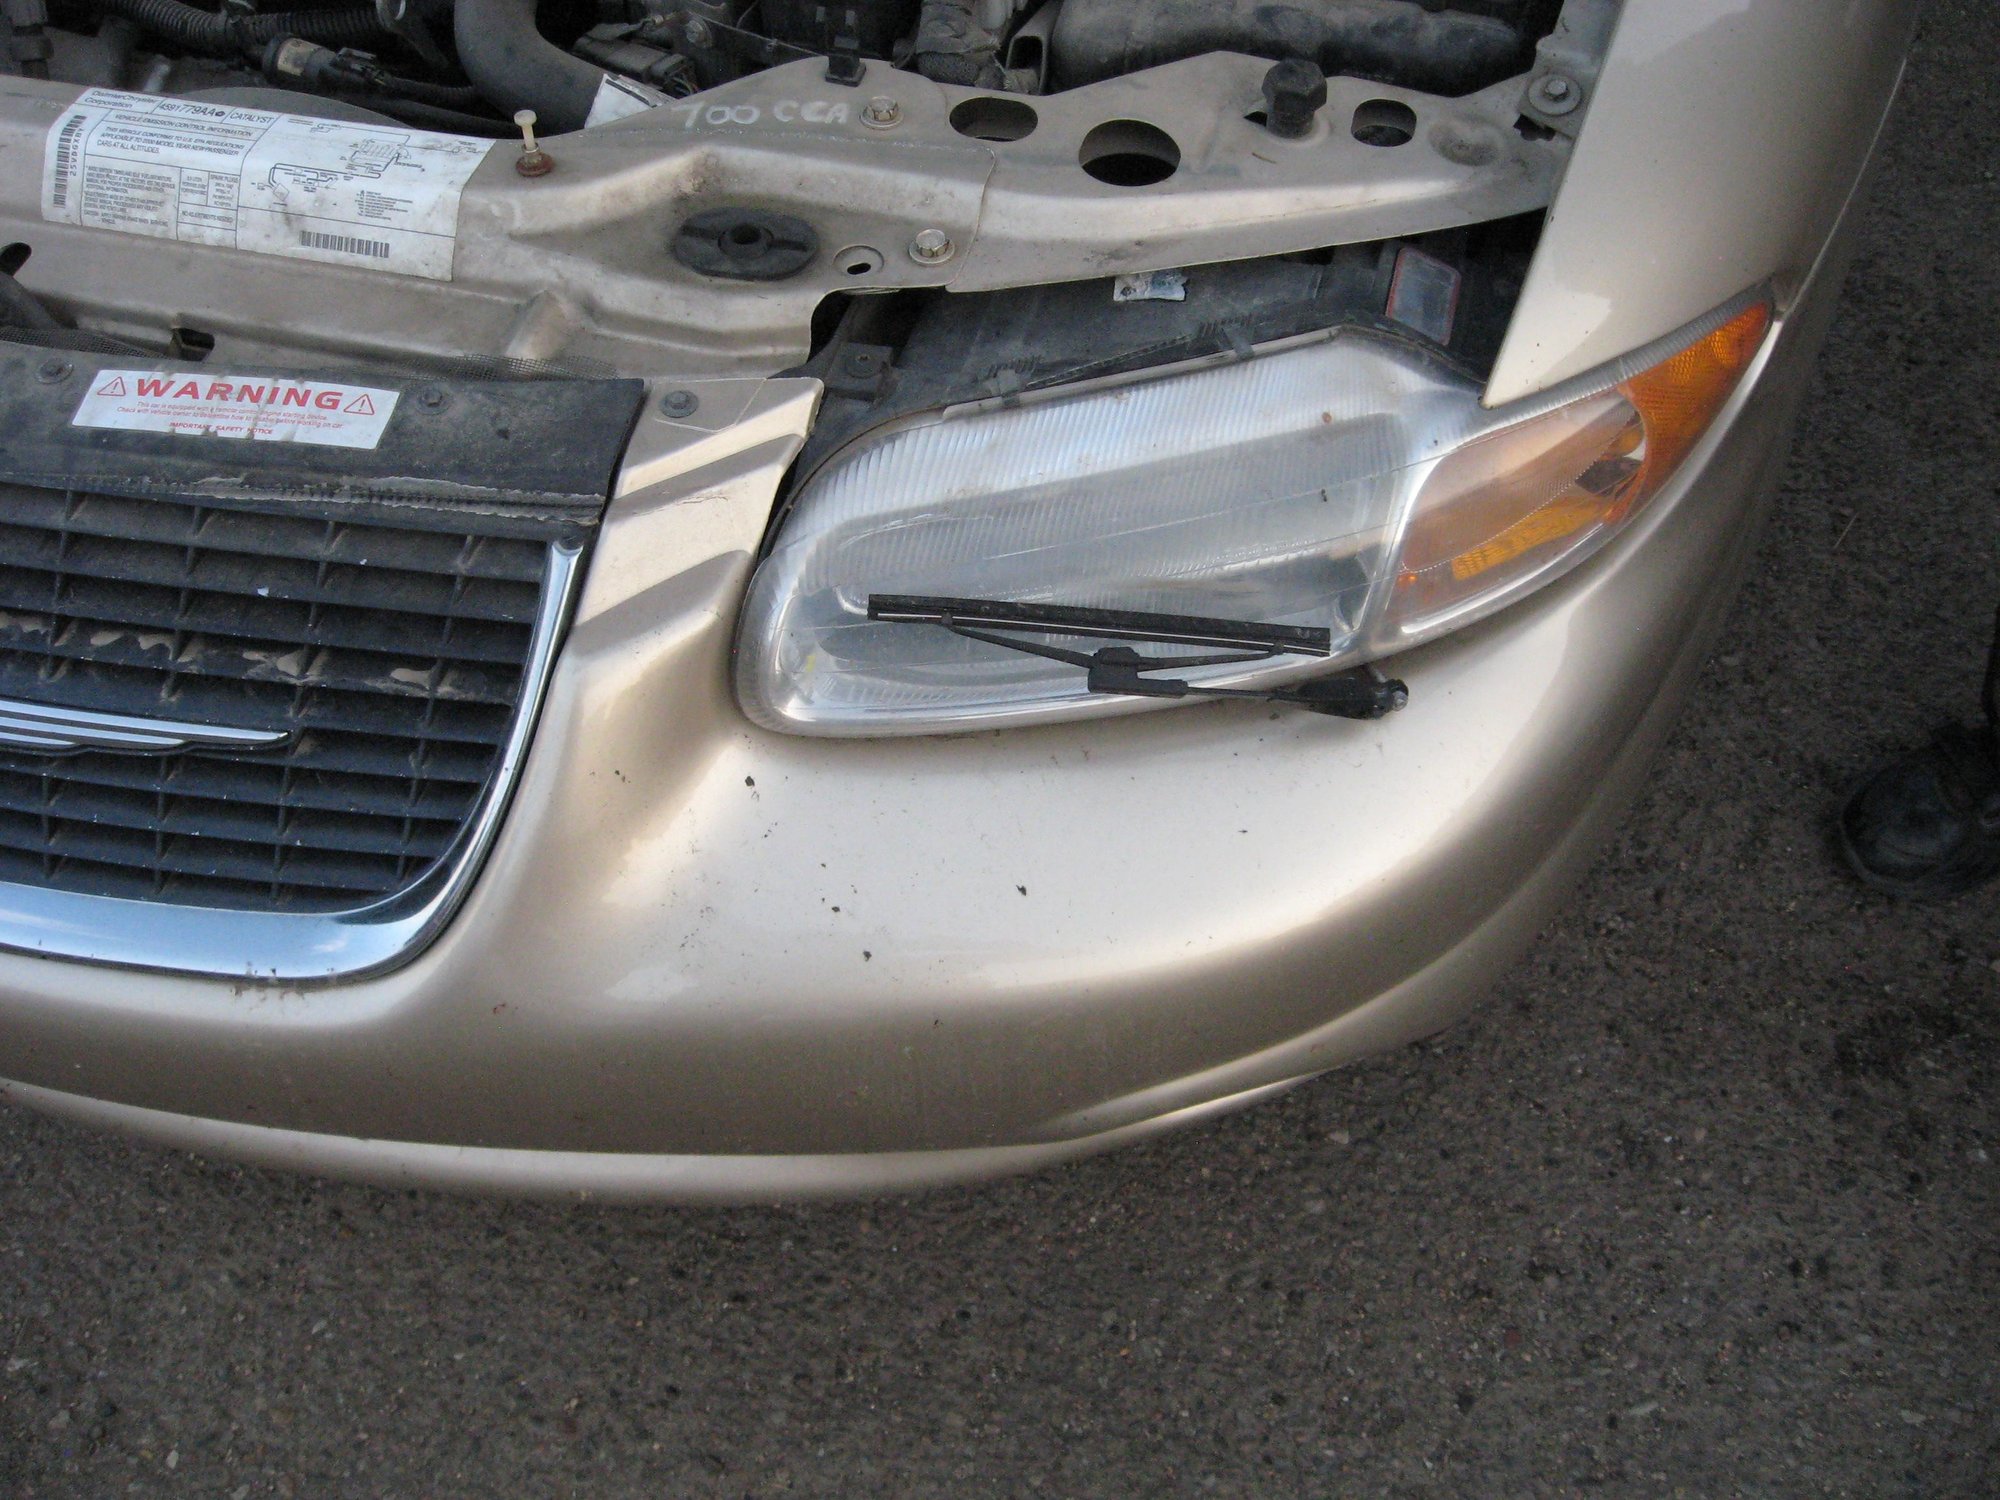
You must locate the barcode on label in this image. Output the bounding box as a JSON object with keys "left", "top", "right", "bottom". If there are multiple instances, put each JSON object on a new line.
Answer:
{"left": 51, "top": 115, "right": 86, "bottom": 211}
{"left": 300, "top": 229, "right": 391, "bottom": 259}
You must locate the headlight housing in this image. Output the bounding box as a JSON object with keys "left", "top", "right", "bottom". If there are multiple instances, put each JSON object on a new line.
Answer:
{"left": 736, "top": 296, "right": 1771, "bottom": 736}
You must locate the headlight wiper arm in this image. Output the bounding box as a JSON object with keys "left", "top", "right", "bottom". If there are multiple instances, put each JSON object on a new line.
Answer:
{"left": 867, "top": 595, "right": 1409, "bottom": 720}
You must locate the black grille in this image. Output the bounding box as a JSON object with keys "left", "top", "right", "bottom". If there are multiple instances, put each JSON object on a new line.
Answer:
{"left": 0, "top": 484, "right": 551, "bottom": 912}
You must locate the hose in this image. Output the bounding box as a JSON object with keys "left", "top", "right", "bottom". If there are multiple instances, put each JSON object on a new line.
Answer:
{"left": 452, "top": 0, "right": 611, "bottom": 135}
{"left": 94, "top": 0, "right": 386, "bottom": 57}
{"left": 373, "top": 74, "right": 481, "bottom": 109}
{"left": 1049, "top": 0, "right": 1525, "bottom": 96}
{"left": 329, "top": 92, "right": 511, "bottom": 134}
{"left": 0, "top": 271, "right": 60, "bottom": 332}
{"left": 263, "top": 36, "right": 485, "bottom": 109}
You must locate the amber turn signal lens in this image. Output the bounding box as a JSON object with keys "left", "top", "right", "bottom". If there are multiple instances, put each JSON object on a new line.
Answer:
{"left": 1391, "top": 299, "right": 1772, "bottom": 629}
{"left": 1616, "top": 300, "right": 1772, "bottom": 504}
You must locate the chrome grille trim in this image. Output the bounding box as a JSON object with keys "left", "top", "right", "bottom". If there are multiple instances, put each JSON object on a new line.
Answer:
{"left": 0, "top": 542, "right": 582, "bottom": 982}
{"left": 0, "top": 697, "right": 294, "bottom": 755}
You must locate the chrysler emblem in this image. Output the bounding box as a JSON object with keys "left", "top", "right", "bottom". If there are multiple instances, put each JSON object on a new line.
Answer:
{"left": 0, "top": 697, "right": 292, "bottom": 755}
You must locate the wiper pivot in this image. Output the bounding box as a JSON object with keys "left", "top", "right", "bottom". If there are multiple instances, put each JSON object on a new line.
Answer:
{"left": 867, "top": 594, "right": 1408, "bottom": 721}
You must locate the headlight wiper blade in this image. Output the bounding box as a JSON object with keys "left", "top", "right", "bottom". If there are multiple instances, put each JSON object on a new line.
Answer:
{"left": 866, "top": 595, "right": 1408, "bottom": 721}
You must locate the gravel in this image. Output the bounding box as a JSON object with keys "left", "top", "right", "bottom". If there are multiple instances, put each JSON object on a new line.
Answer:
{"left": 4, "top": 3, "right": 1998, "bottom": 1495}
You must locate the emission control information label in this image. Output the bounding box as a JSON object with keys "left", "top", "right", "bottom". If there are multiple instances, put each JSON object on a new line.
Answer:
{"left": 71, "top": 370, "right": 400, "bottom": 450}
{"left": 42, "top": 89, "right": 494, "bottom": 281}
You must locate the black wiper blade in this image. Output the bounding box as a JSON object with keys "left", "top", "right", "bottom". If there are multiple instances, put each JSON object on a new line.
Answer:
{"left": 866, "top": 594, "right": 1407, "bottom": 721}
{"left": 868, "top": 595, "right": 1332, "bottom": 656}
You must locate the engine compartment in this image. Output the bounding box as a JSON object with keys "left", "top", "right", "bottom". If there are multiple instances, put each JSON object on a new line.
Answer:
{"left": 14, "top": 1, "right": 1568, "bottom": 133}
{"left": 0, "top": 0, "right": 1620, "bottom": 428}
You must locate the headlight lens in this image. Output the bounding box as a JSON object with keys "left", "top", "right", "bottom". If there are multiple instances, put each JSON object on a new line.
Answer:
{"left": 737, "top": 297, "right": 1771, "bottom": 736}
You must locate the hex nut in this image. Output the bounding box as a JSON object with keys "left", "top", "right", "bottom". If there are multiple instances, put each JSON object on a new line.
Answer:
{"left": 863, "top": 96, "right": 902, "bottom": 129}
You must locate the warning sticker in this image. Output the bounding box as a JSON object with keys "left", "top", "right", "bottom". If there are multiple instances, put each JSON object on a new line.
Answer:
{"left": 42, "top": 89, "right": 494, "bottom": 281}
{"left": 71, "top": 370, "right": 401, "bottom": 450}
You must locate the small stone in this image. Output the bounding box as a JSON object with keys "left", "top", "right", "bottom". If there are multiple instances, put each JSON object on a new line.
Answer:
{"left": 1899, "top": 1410, "right": 1928, "bottom": 1427}
{"left": 1329, "top": 1130, "right": 1352, "bottom": 1146}
{"left": 47, "top": 1408, "right": 69, "bottom": 1430}
{"left": 5, "top": 1357, "right": 31, "bottom": 1373}
{"left": 1625, "top": 1400, "right": 1660, "bottom": 1419}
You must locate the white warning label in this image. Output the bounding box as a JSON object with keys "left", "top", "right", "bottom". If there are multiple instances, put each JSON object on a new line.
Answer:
{"left": 71, "top": 370, "right": 400, "bottom": 450}
{"left": 42, "top": 89, "right": 494, "bottom": 281}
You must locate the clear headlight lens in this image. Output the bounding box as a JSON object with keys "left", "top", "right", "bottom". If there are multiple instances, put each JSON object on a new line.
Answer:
{"left": 736, "top": 297, "right": 1771, "bottom": 736}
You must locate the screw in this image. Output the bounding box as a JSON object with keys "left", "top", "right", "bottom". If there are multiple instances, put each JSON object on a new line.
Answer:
{"left": 908, "top": 228, "right": 955, "bottom": 266}
{"left": 659, "top": 389, "right": 700, "bottom": 419}
{"left": 513, "top": 109, "right": 553, "bottom": 177}
{"left": 34, "top": 357, "right": 71, "bottom": 384}
{"left": 1529, "top": 73, "right": 1582, "bottom": 116}
{"left": 1261, "top": 58, "right": 1328, "bottom": 140}
{"left": 416, "top": 385, "right": 448, "bottom": 412}
{"left": 862, "top": 96, "right": 901, "bottom": 129}
{"left": 681, "top": 16, "right": 711, "bottom": 47}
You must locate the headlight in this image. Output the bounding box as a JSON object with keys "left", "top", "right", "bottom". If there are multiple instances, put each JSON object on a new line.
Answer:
{"left": 736, "top": 296, "right": 1771, "bottom": 736}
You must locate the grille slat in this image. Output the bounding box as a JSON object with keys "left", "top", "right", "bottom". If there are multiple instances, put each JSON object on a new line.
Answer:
{"left": 0, "top": 845, "right": 389, "bottom": 907}
{"left": 0, "top": 536, "right": 543, "bottom": 624}
{"left": 0, "top": 752, "right": 482, "bottom": 812}
{"left": 0, "top": 810, "right": 409, "bottom": 893}
{"left": 0, "top": 492, "right": 550, "bottom": 581}
{"left": 0, "top": 654, "right": 517, "bottom": 744}
{"left": 0, "top": 482, "right": 551, "bottom": 912}
{"left": 0, "top": 776, "right": 460, "bottom": 859}
{"left": 0, "top": 609, "right": 525, "bottom": 707}
{"left": 0, "top": 556, "right": 534, "bottom": 663}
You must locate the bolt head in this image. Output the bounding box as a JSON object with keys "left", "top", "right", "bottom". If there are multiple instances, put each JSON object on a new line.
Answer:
{"left": 34, "top": 357, "right": 70, "bottom": 384}
{"left": 416, "top": 385, "right": 448, "bottom": 411}
{"left": 659, "top": 389, "right": 700, "bottom": 419}
{"left": 863, "top": 96, "right": 901, "bottom": 128}
{"left": 514, "top": 148, "right": 553, "bottom": 178}
{"left": 682, "top": 16, "right": 711, "bottom": 46}
{"left": 1530, "top": 73, "right": 1583, "bottom": 115}
{"left": 1261, "top": 58, "right": 1328, "bottom": 138}
{"left": 908, "top": 228, "right": 955, "bottom": 266}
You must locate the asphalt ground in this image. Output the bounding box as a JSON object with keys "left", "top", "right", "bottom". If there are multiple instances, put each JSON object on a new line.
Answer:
{"left": 5, "top": 5, "right": 2000, "bottom": 1496}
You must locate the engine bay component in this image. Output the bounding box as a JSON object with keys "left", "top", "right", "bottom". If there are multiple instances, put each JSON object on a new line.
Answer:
{"left": 1049, "top": 0, "right": 1531, "bottom": 95}
{"left": 761, "top": 0, "right": 919, "bottom": 60}
{"left": 673, "top": 207, "right": 822, "bottom": 281}
{"left": 452, "top": 0, "right": 644, "bottom": 133}
{"left": 15, "top": 0, "right": 1558, "bottom": 136}
{"left": 911, "top": 0, "right": 1031, "bottom": 91}
{"left": 92, "top": 0, "right": 386, "bottom": 58}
